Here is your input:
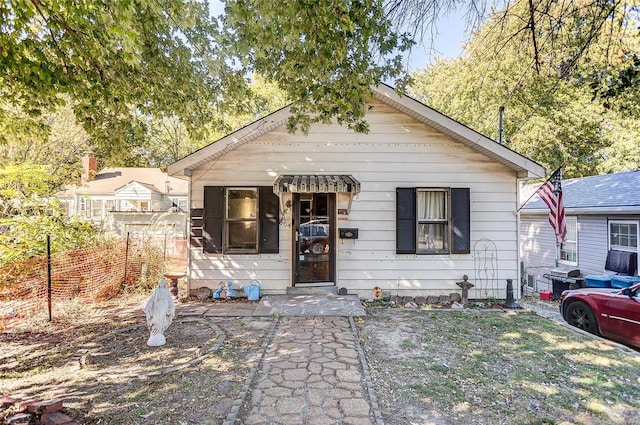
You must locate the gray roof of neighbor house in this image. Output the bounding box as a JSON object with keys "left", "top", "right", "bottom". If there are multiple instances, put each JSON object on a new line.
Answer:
{"left": 74, "top": 168, "right": 188, "bottom": 195}
{"left": 168, "top": 84, "right": 545, "bottom": 180}
{"left": 521, "top": 170, "right": 640, "bottom": 214}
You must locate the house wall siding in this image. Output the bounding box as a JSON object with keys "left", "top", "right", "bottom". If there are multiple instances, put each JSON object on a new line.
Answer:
{"left": 577, "top": 216, "right": 610, "bottom": 276}
{"left": 519, "top": 215, "right": 557, "bottom": 279}
{"left": 520, "top": 214, "right": 640, "bottom": 290}
{"left": 188, "top": 101, "right": 521, "bottom": 298}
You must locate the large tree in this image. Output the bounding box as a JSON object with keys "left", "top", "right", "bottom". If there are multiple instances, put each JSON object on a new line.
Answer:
{"left": 1, "top": 0, "right": 636, "bottom": 163}
{"left": 0, "top": 0, "right": 244, "bottom": 164}
{"left": 409, "top": 0, "right": 639, "bottom": 177}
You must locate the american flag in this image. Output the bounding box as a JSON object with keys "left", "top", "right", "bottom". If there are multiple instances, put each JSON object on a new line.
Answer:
{"left": 538, "top": 168, "right": 567, "bottom": 244}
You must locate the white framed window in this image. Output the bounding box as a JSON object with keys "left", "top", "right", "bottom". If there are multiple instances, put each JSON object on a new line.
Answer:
{"left": 609, "top": 220, "right": 638, "bottom": 252}
{"left": 417, "top": 189, "right": 449, "bottom": 254}
{"left": 225, "top": 188, "right": 258, "bottom": 253}
{"left": 559, "top": 217, "right": 577, "bottom": 264}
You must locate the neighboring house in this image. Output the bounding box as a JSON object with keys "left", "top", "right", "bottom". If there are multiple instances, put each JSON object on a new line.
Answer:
{"left": 520, "top": 170, "right": 640, "bottom": 293}
{"left": 168, "top": 84, "right": 545, "bottom": 299}
{"left": 58, "top": 157, "right": 189, "bottom": 239}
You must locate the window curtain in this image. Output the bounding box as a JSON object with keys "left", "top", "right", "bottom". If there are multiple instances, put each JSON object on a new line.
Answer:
{"left": 418, "top": 191, "right": 445, "bottom": 220}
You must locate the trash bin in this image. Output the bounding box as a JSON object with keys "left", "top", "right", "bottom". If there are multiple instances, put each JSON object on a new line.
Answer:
{"left": 584, "top": 275, "right": 612, "bottom": 288}
{"left": 611, "top": 276, "right": 640, "bottom": 289}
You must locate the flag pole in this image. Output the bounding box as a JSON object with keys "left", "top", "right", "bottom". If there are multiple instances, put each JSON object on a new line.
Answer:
{"left": 516, "top": 164, "right": 564, "bottom": 213}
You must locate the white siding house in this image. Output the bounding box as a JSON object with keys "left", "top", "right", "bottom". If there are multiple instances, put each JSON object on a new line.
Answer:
{"left": 168, "top": 85, "right": 545, "bottom": 299}
{"left": 58, "top": 165, "right": 189, "bottom": 238}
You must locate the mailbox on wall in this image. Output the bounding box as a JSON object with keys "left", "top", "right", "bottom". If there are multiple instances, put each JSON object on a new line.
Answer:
{"left": 339, "top": 228, "right": 359, "bottom": 239}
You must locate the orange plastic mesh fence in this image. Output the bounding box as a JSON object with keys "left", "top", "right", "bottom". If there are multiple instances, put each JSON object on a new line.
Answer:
{"left": 0, "top": 236, "right": 185, "bottom": 325}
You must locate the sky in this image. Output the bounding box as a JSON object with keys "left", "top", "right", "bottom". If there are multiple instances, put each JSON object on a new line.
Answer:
{"left": 403, "top": 12, "right": 468, "bottom": 71}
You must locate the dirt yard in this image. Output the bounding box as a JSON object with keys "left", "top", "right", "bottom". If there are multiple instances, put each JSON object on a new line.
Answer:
{"left": 1, "top": 297, "right": 639, "bottom": 425}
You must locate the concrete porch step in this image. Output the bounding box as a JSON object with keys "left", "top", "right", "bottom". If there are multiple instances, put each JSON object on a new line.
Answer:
{"left": 286, "top": 285, "right": 338, "bottom": 295}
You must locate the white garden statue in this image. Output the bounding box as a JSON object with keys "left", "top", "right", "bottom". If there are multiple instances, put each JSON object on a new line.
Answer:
{"left": 143, "top": 278, "right": 176, "bottom": 346}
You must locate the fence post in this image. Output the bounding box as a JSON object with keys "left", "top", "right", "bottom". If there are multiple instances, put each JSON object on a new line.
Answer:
{"left": 163, "top": 233, "right": 167, "bottom": 267}
{"left": 47, "top": 234, "right": 52, "bottom": 321}
{"left": 123, "top": 232, "right": 130, "bottom": 288}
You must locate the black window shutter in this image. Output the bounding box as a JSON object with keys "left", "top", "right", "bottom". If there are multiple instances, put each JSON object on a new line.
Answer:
{"left": 396, "top": 188, "right": 416, "bottom": 254}
{"left": 451, "top": 188, "right": 470, "bottom": 254}
{"left": 190, "top": 208, "right": 204, "bottom": 249}
{"left": 203, "top": 186, "right": 224, "bottom": 253}
{"left": 259, "top": 186, "right": 279, "bottom": 253}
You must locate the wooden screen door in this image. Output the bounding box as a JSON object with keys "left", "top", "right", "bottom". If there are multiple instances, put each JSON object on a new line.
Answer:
{"left": 293, "top": 193, "right": 335, "bottom": 285}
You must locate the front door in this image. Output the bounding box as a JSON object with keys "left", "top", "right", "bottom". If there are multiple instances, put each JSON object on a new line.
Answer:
{"left": 294, "top": 193, "right": 335, "bottom": 285}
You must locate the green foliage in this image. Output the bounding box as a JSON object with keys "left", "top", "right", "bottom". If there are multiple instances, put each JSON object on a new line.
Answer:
{"left": 2, "top": 0, "right": 634, "bottom": 172}
{"left": 0, "top": 162, "right": 108, "bottom": 265}
{"left": 217, "top": 0, "right": 413, "bottom": 134}
{"left": 588, "top": 53, "right": 640, "bottom": 116}
{"left": 0, "top": 0, "right": 413, "bottom": 162}
{"left": 0, "top": 100, "right": 91, "bottom": 186}
{"left": 409, "top": 0, "right": 640, "bottom": 177}
{"left": 0, "top": 0, "right": 241, "bottom": 164}
{"left": 0, "top": 163, "right": 57, "bottom": 217}
{"left": 0, "top": 215, "right": 109, "bottom": 266}
{"left": 132, "top": 74, "right": 290, "bottom": 167}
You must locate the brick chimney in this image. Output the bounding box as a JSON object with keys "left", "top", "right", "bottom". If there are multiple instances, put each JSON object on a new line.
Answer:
{"left": 81, "top": 155, "right": 97, "bottom": 183}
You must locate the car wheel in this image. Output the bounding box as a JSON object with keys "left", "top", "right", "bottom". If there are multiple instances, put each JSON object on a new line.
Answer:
{"left": 565, "top": 301, "right": 600, "bottom": 336}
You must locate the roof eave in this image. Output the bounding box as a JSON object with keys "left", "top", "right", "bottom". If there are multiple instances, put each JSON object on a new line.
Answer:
{"left": 167, "top": 106, "right": 293, "bottom": 177}
{"left": 521, "top": 207, "right": 640, "bottom": 215}
{"left": 167, "top": 85, "right": 546, "bottom": 180}
{"left": 371, "top": 85, "right": 546, "bottom": 180}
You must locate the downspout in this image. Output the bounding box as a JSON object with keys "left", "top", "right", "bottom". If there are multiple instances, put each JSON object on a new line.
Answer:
{"left": 515, "top": 176, "right": 522, "bottom": 299}
{"left": 186, "top": 169, "right": 193, "bottom": 297}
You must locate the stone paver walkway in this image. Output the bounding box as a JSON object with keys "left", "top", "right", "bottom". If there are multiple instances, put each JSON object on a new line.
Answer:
{"left": 235, "top": 316, "right": 382, "bottom": 425}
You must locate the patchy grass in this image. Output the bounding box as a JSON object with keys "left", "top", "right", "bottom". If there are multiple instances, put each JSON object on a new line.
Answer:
{"left": 359, "top": 308, "right": 640, "bottom": 425}
{"left": 1, "top": 295, "right": 273, "bottom": 425}
{"left": 2, "top": 297, "right": 639, "bottom": 425}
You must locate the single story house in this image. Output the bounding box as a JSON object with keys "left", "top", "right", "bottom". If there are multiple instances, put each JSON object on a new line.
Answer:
{"left": 57, "top": 157, "right": 189, "bottom": 239}
{"left": 520, "top": 170, "right": 640, "bottom": 294}
{"left": 168, "top": 84, "right": 545, "bottom": 299}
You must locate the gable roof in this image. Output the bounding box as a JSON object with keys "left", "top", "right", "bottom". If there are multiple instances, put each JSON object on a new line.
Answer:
{"left": 168, "top": 84, "right": 545, "bottom": 180}
{"left": 522, "top": 170, "right": 640, "bottom": 214}
{"left": 75, "top": 168, "right": 188, "bottom": 195}
{"left": 114, "top": 180, "right": 162, "bottom": 194}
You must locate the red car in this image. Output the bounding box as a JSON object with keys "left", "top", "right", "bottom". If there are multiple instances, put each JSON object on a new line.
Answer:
{"left": 560, "top": 282, "right": 640, "bottom": 349}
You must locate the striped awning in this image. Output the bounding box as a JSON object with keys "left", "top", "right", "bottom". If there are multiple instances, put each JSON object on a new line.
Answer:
{"left": 273, "top": 175, "right": 361, "bottom": 194}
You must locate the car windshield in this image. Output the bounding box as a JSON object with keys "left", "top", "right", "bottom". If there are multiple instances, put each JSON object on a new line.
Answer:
{"left": 300, "top": 223, "right": 327, "bottom": 237}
